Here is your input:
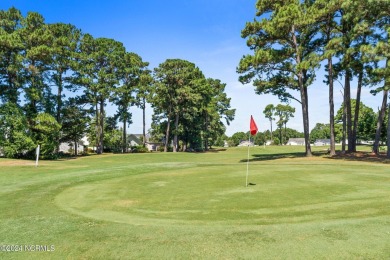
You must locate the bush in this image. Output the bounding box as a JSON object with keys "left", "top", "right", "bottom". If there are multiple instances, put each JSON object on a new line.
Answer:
{"left": 158, "top": 146, "right": 173, "bottom": 152}
{"left": 131, "top": 146, "right": 149, "bottom": 153}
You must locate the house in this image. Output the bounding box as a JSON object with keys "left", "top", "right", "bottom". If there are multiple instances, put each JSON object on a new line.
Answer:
{"left": 314, "top": 139, "right": 331, "bottom": 146}
{"left": 59, "top": 141, "right": 86, "bottom": 154}
{"left": 145, "top": 142, "right": 163, "bottom": 151}
{"left": 238, "top": 140, "right": 255, "bottom": 147}
{"left": 59, "top": 142, "right": 85, "bottom": 154}
{"left": 59, "top": 136, "right": 89, "bottom": 154}
{"left": 128, "top": 134, "right": 143, "bottom": 146}
{"left": 265, "top": 140, "right": 272, "bottom": 146}
{"left": 286, "top": 138, "right": 305, "bottom": 146}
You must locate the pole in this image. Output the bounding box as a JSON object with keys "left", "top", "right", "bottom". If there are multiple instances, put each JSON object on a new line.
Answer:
{"left": 35, "top": 145, "right": 40, "bottom": 167}
{"left": 246, "top": 135, "right": 250, "bottom": 187}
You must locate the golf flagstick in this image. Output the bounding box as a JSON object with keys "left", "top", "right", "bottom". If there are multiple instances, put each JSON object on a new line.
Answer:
{"left": 35, "top": 145, "right": 40, "bottom": 167}
{"left": 246, "top": 135, "right": 250, "bottom": 187}
{"left": 246, "top": 115, "right": 258, "bottom": 187}
{"left": 246, "top": 133, "right": 258, "bottom": 187}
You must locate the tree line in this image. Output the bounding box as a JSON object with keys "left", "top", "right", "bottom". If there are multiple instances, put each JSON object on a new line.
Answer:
{"left": 0, "top": 7, "right": 235, "bottom": 158}
{"left": 238, "top": 0, "right": 390, "bottom": 157}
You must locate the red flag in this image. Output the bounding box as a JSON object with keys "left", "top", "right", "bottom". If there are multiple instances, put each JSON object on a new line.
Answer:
{"left": 250, "top": 115, "right": 258, "bottom": 136}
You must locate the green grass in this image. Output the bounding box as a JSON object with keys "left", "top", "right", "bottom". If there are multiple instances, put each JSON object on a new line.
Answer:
{"left": 1, "top": 146, "right": 390, "bottom": 259}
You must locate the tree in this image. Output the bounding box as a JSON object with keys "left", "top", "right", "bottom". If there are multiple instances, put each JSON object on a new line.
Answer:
{"left": 46, "top": 23, "right": 81, "bottom": 153}
{"left": 263, "top": 104, "right": 275, "bottom": 142}
{"left": 202, "top": 78, "right": 235, "bottom": 150}
{"left": 238, "top": 0, "right": 321, "bottom": 156}
{"left": 47, "top": 23, "right": 81, "bottom": 124}
{"left": 274, "top": 105, "right": 285, "bottom": 145}
{"left": 230, "top": 132, "right": 247, "bottom": 147}
{"left": 368, "top": 21, "right": 390, "bottom": 154}
{"left": 0, "top": 103, "right": 35, "bottom": 158}
{"left": 335, "top": 100, "right": 376, "bottom": 142}
{"left": 275, "top": 104, "right": 295, "bottom": 145}
{"left": 310, "top": 0, "right": 341, "bottom": 156}
{"left": 0, "top": 7, "right": 25, "bottom": 105}
{"left": 214, "top": 133, "right": 228, "bottom": 147}
{"left": 152, "top": 59, "right": 205, "bottom": 152}
{"left": 135, "top": 68, "right": 153, "bottom": 147}
{"left": 388, "top": 104, "right": 390, "bottom": 158}
{"left": 103, "top": 116, "right": 122, "bottom": 153}
{"left": 372, "top": 86, "right": 388, "bottom": 154}
{"left": 310, "top": 123, "right": 330, "bottom": 143}
{"left": 30, "top": 113, "right": 61, "bottom": 158}
{"left": 325, "top": 1, "right": 389, "bottom": 152}
{"left": 76, "top": 34, "right": 126, "bottom": 154}
{"left": 20, "top": 11, "right": 53, "bottom": 119}
{"left": 113, "top": 52, "right": 148, "bottom": 153}
{"left": 60, "top": 97, "right": 89, "bottom": 156}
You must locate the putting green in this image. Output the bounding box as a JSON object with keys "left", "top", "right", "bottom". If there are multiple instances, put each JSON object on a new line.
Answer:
{"left": 55, "top": 160, "right": 390, "bottom": 226}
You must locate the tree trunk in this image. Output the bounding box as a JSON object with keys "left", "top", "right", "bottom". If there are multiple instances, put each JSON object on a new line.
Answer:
{"left": 164, "top": 113, "right": 171, "bottom": 152}
{"left": 345, "top": 70, "right": 353, "bottom": 152}
{"left": 352, "top": 69, "right": 363, "bottom": 152}
{"left": 204, "top": 113, "right": 209, "bottom": 151}
{"left": 74, "top": 140, "right": 78, "bottom": 156}
{"left": 123, "top": 114, "right": 127, "bottom": 153}
{"left": 328, "top": 57, "right": 336, "bottom": 156}
{"left": 342, "top": 93, "right": 346, "bottom": 153}
{"left": 373, "top": 59, "right": 389, "bottom": 154}
{"left": 55, "top": 73, "right": 63, "bottom": 154}
{"left": 279, "top": 126, "right": 282, "bottom": 145}
{"left": 97, "top": 100, "right": 104, "bottom": 154}
{"left": 373, "top": 90, "right": 388, "bottom": 154}
{"left": 387, "top": 103, "right": 390, "bottom": 158}
{"left": 142, "top": 97, "right": 146, "bottom": 147}
{"left": 56, "top": 73, "right": 62, "bottom": 124}
{"left": 292, "top": 25, "right": 311, "bottom": 156}
{"left": 173, "top": 113, "right": 179, "bottom": 152}
{"left": 95, "top": 102, "right": 100, "bottom": 154}
{"left": 301, "top": 84, "right": 312, "bottom": 156}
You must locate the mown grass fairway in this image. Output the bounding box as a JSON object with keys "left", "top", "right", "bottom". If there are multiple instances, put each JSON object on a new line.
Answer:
{"left": 1, "top": 146, "right": 390, "bottom": 259}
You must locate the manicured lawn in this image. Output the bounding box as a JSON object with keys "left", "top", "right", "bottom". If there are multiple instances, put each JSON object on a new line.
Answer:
{"left": 1, "top": 146, "right": 390, "bottom": 259}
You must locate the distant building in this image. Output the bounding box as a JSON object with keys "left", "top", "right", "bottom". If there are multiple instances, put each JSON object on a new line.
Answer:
{"left": 128, "top": 134, "right": 143, "bottom": 146}
{"left": 145, "top": 142, "right": 163, "bottom": 151}
{"left": 265, "top": 140, "right": 272, "bottom": 146}
{"left": 314, "top": 139, "right": 331, "bottom": 146}
{"left": 286, "top": 138, "right": 305, "bottom": 146}
{"left": 59, "top": 136, "right": 89, "bottom": 154}
{"left": 238, "top": 140, "right": 255, "bottom": 147}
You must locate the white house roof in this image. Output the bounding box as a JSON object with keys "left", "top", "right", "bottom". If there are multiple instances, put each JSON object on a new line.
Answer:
{"left": 287, "top": 138, "right": 305, "bottom": 144}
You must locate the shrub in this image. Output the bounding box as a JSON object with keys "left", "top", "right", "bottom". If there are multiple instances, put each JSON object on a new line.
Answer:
{"left": 131, "top": 146, "right": 149, "bottom": 153}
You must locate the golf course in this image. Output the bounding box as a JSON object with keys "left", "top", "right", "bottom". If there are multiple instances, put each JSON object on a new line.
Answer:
{"left": 1, "top": 146, "right": 390, "bottom": 259}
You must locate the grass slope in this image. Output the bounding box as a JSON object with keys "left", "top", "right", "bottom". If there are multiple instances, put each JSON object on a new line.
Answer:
{"left": 1, "top": 146, "right": 390, "bottom": 259}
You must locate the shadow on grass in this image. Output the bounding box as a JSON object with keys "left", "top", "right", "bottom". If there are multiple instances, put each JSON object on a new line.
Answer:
{"left": 184, "top": 148, "right": 227, "bottom": 154}
{"left": 327, "top": 152, "right": 390, "bottom": 164}
{"left": 207, "top": 148, "right": 227, "bottom": 153}
{"left": 240, "top": 150, "right": 390, "bottom": 164}
{"left": 239, "top": 151, "right": 328, "bottom": 163}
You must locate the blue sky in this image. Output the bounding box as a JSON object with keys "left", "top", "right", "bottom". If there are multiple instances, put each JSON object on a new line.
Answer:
{"left": 1, "top": 1, "right": 383, "bottom": 136}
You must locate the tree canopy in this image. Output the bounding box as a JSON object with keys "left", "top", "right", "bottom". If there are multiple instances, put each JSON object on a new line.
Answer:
{"left": 0, "top": 7, "right": 234, "bottom": 158}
